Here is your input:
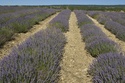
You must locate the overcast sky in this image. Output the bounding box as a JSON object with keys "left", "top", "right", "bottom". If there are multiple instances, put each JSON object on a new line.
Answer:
{"left": 0, "top": 0, "right": 125, "bottom": 5}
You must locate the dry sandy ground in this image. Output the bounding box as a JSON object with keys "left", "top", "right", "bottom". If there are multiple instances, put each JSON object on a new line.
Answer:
{"left": 0, "top": 13, "right": 59, "bottom": 59}
{"left": 59, "top": 12, "right": 94, "bottom": 83}
{"left": 87, "top": 15, "right": 125, "bottom": 54}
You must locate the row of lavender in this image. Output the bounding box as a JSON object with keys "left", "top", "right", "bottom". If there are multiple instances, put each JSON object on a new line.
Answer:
{"left": 97, "top": 12, "right": 125, "bottom": 26}
{"left": 49, "top": 9, "right": 71, "bottom": 32}
{"left": 81, "top": 24, "right": 119, "bottom": 57}
{"left": 0, "top": 27, "right": 66, "bottom": 83}
{"left": 0, "top": 8, "right": 57, "bottom": 46}
{"left": 74, "top": 10, "right": 93, "bottom": 27}
{"left": 3, "top": 8, "right": 57, "bottom": 32}
{"left": 0, "top": 6, "right": 32, "bottom": 15}
{"left": 0, "top": 7, "right": 44, "bottom": 25}
{"left": 88, "top": 11, "right": 125, "bottom": 41}
{"left": 74, "top": 10, "right": 118, "bottom": 57}
{"left": 75, "top": 10, "right": 125, "bottom": 82}
{"left": 0, "top": 10, "right": 71, "bottom": 83}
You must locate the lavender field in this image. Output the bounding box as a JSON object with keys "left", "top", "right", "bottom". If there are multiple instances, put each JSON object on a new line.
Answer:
{"left": 0, "top": 6, "right": 125, "bottom": 83}
{"left": 0, "top": 6, "right": 58, "bottom": 46}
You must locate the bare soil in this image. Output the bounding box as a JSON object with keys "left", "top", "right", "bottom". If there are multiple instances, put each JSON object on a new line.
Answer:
{"left": 87, "top": 15, "right": 125, "bottom": 54}
{"left": 59, "top": 12, "right": 94, "bottom": 83}
{"left": 0, "top": 13, "right": 59, "bottom": 59}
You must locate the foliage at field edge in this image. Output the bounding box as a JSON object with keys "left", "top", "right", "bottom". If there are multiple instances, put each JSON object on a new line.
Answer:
{"left": 48, "top": 5, "right": 125, "bottom": 11}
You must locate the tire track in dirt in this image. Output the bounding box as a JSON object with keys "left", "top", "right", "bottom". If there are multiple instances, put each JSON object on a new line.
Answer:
{"left": 87, "top": 15, "right": 125, "bottom": 54}
{"left": 0, "top": 13, "right": 59, "bottom": 59}
{"left": 59, "top": 12, "right": 94, "bottom": 83}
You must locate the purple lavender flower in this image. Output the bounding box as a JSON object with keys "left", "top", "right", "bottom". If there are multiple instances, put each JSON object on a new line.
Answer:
{"left": 74, "top": 10, "right": 94, "bottom": 27}
{"left": 0, "top": 27, "right": 66, "bottom": 83}
{"left": 49, "top": 10, "right": 71, "bottom": 32}
{"left": 80, "top": 24, "right": 119, "bottom": 57}
{"left": 105, "top": 20, "right": 125, "bottom": 41}
{"left": 88, "top": 52, "right": 125, "bottom": 83}
{"left": 0, "top": 8, "right": 58, "bottom": 46}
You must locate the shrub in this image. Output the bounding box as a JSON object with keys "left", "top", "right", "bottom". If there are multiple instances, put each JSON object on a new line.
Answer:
{"left": 74, "top": 10, "right": 94, "bottom": 27}
{"left": 97, "top": 15, "right": 111, "bottom": 24}
{"left": 11, "top": 22, "right": 29, "bottom": 33}
{"left": 80, "top": 24, "right": 106, "bottom": 41}
{"left": 86, "top": 39, "right": 118, "bottom": 57}
{"left": 105, "top": 20, "right": 125, "bottom": 41}
{"left": 0, "top": 8, "right": 57, "bottom": 47}
{"left": 0, "top": 27, "right": 14, "bottom": 46}
{"left": 87, "top": 11, "right": 101, "bottom": 19}
{"left": 49, "top": 10, "right": 71, "bottom": 32}
{"left": 88, "top": 52, "right": 125, "bottom": 83}
{"left": 0, "top": 27, "right": 66, "bottom": 83}
{"left": 80, "top": 24, "right": 118, "bottom": 57}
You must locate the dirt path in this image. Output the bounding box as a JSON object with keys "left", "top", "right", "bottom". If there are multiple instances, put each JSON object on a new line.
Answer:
{"left": 87, "top": 15, "right": 125, "bottom": 54}
{"left": 0, "top": 13, "right": 59, "bottom": 59}
{"left": 59, "top": 12, "right": 94, "bottom": 83}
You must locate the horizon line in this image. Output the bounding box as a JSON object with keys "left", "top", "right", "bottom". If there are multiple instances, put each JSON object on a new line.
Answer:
{"left": 0, "top": 4, "right": 125, "bottom": 6}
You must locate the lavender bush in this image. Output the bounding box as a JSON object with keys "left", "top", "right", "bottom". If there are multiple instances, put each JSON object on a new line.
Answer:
{"left": 49, "top": 10, "right": 71, "bottom": 32}
{"left": 88, "top": 52, "right": 125, "bottom": 83}
{"left": 105, "top": 20, "right": 125, "bottom": 41}
{"left": 0, "top": 8, "right": 42, "bottom": 25}
{"left": 87, "top": 11, "right": 125, "bottom": 41}
{"left": 0, "top": 27, "right": 14, "bottom": 47}
{"left": 92, "top": 11, "right": 125, "bottom": 26}
{"left": 112, "top": 17, "right": 125, "bottom": 26}
{"left": 101, "top": 12, "right": 125, "bottom": 26}
{"left": 80, "top": 24, "right": 118, "bottom": 57}
{"left": 96, "top": 14, "right": 111, "bottom": 24}
{"left": 0, "top": 8, "right": 57, "bottom": 27}
{"left": 105, "top": 13, "right": 125, "bottom": 27}
{"left": 86, "top": 38, "right": 118, "bottom": 57}
{"left": 0, "top": 27, "right": 66, "bottom": 83}
{"left": 87, "top": 11, "right": 111, "bottom": 24}
{"left": 80, "top": 24, "right": 106, "bottom": 41}
{"left": 87, "top": 11, "right": 102, "bottom": 19}
{"left": 0, "top": 8, "right": 57, "bottom": 46}
{"left": 6, "top": 8, "right": 56, "bottom": 33}
{"left": 75, "top": 11, "right": 119, "bottom": 57}
{"left": 74, "top": 10, "right": 93, "bottom": 27}
{"left": 0, "top": 6, "right": 32, "bottom": 15}
{"left": 75, "top": 11, "right": 125, "bottom": 82}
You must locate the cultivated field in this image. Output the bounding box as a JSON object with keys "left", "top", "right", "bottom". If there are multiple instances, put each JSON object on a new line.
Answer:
{"left": 0, "top": 6, "right": 125, "bottom": 83}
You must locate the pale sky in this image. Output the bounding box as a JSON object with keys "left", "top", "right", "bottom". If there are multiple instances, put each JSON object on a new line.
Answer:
{"left": 0, "top": 0, "right": 125, "bottom": 5}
